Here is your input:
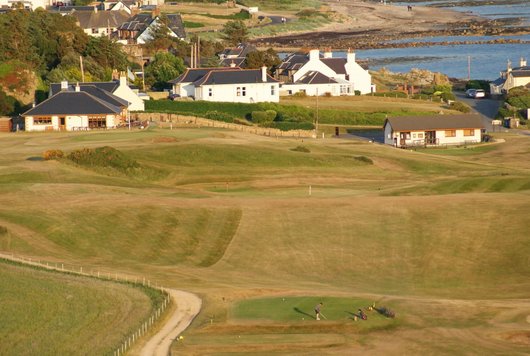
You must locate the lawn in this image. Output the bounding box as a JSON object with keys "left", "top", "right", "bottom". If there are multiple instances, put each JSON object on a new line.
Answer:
{"left": 0, "top": 261, "right": 156, "bottom": 355}
{"left": 0, "top": 127, "right": 529, "bottom": 354}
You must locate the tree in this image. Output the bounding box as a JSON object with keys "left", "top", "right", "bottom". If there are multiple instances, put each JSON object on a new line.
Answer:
{"left": 221, "top": 20, "right": 248, "bottom": 46}
{"left": 245, "top": 48, "right": 281, "bottom": 69}
{"left": 144, "top": 52, "right": 185, "bottom": 90}
{"left": 0, "top": 88, "right": 15, "bottom": 115}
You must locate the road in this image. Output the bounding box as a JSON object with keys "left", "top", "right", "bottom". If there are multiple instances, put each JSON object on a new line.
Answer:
{"left": 454, "top": 92, "right": 503, "bottom": 132}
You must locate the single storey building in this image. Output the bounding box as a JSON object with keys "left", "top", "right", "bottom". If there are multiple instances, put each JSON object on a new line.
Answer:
{"left": 384, "top": 115, "right": 484, "bottom": 147}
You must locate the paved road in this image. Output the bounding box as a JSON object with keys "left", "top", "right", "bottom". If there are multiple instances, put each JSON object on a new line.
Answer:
{"left": 455, "top": 92, "right": 503, "bottom": 132}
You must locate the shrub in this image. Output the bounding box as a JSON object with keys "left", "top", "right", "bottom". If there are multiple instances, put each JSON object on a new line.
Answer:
{"left": 233, "top": 118, "right": 252, "bottom": 126}
{"left": 354, "top": 90, "right": 361, "bottom": 96}
{"left": 251, "top": 111, "right": 268, "bottom": 123}
{"left": 441, "top": 92, "right": 455, "bottom": 101}
{"left": 265, "top": 110, "right": 277, "bottom": 121}
{"left": 43, "top": 149, "right": 64, "bottom": 160}
{"left": 0, "top": 225, "right": 7, "bottom": 235}
{"left": 290, "top": 145, "right": 310, "bottom": 153}
{"left": 205, "top": 110, "right": 234, "bottom": 123}
{"left": 67, "top": 146, "right": 139, "bottom": 172}
{"left": 450, "top": 101, "right": 471, "bottom": 113}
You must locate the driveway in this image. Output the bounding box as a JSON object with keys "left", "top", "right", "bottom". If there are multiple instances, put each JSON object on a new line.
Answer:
{"left": 455, "top": 92, "right": 503, "bottom": 132}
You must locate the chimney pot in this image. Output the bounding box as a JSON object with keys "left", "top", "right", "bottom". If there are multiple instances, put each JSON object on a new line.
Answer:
{"left": 261, "top": 66, "right": 267, "bottom": 82}
{"left": 309, "top": 49, "right": 319, "bottom": 61}
{"left": 75, "top": 82, "right": 80, "bottom": 92}
{"left": 60, "top": 80, "right": 68, "bottom": 90}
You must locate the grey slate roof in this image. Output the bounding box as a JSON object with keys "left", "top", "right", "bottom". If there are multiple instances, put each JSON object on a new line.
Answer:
{"left": 23, "top": 91, "right": 122, "bottom": 116}
{"left": 50, "top": 82, "right": 119, "bottom": 96}
{"left": 491, "top": 77, "right": 505, "bottom": 86}
{"left": 71, "top": 10, "right": 130, "bottom": 29}
{"left": 321, "top": 58, "right": 347, "bottom": 75}
{"left": 295, "top": 71, "right": 338, "bottom": 84}
{"left": 194, "top": 69, "right": 279, "bottom": 86}
{"left": 385, "top": 115, "right": 484, "bottom": 131}
{"left": 118, "top": 13, "right": 185, "bottom": 39}
{"left": 169, "top": 67, "right": 239, "bottom": 84}
{"left": 57, "top": 6, "right": 96, "bottom": 13}
{"left": 220, "top": 58, "right": 246, "bottom": 68}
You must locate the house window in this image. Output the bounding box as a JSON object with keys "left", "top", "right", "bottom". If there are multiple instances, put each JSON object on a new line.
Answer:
{"left": 91, "top": 28, "right": 98, "bottom": 34}
{"left": 33, "top": 117, "right": 52, "bottom": 125}
{"left": 241, "top": 86, "right": 246, "bottom": 96}
{"left": 417, "top": 133, "right": 423, "bottom": 139}
{"left": 88, "top": 115, "right": 106, "bottom": 128}
{"left": 236, "top": 87, "right": 241, "bottom": 96}
{"left": 271, "top": 85, "right": 275, "bottom": 95}
{"left": 463, "top": 129, "right": 474, "bottom": 136}
{"left": 445, "top": 130, "right": 456, "bottom": 137}
{"left": 208, "top": 88, "right": 213, "bottom": 97}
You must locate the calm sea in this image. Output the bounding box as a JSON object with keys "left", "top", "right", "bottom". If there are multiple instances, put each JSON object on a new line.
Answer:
{"left": 350, "top": 1, "right": 530, "bottom": 80}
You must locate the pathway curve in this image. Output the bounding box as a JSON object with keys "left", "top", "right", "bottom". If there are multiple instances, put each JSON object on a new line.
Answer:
{"left": 140, "top": 289, "right": 202, "bottom": 356}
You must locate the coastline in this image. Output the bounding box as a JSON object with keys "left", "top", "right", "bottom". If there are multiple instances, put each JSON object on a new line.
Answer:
{"left": 251, "top": 0, "right": 530, "bottom": 50}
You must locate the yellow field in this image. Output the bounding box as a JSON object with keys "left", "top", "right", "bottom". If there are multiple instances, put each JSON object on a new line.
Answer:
{"left": 0, "top": 127, "right": 529, "bottom": 354}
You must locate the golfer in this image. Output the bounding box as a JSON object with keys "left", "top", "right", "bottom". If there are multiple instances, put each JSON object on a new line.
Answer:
{"left": 315, "top": 302, "right": 323, "bottom": 320}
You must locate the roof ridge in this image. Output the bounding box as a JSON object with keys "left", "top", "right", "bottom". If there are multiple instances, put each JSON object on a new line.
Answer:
{"left": 79, "top": 91, "right": 123, "bottom": 111}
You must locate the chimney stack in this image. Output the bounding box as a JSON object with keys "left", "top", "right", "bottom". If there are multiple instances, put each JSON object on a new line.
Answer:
{"left": 60, "top": 80, "right": 68, "bottom": 91}
{"left": 75, "top": 82, "right": 80, "bottom": 92}
{"left": 520, "top": 57, "right": 527, "bottom": 67}
{"left": 323, "top": 48, "right": 332, "bottom": 58}
{"left": 261, "top": 66, "right": 267, "bottom": 82}
{"left": 347, "top": 48, "right": 356, "bottom": 64}
{"left": 309, "top": 49, "right": 319, "bottom": 62}
{"left": 119, "top": 71, "right": 127, "bottom": 87}
{"left": 229, "top": 60, "right": 236, "bottom": 68}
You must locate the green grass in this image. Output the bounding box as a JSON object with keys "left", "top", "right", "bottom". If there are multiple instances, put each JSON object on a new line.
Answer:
{"left": 240, "top": 0, "right": 321, "bottom": 11}
{"left": 1, "top": 128, "right": 530, "bottom": 355}
{"left": 0, "top": 261, "right": 155, "bottom": 355}
{"left": 183, "top": 20, "right": 205, "bottom": 28}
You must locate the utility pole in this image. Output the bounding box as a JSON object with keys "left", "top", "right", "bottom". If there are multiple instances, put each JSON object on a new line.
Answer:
{"left": 467, "top": 56, "right": 471, "bottom": 81}
{"left": 79, "top": 56, "right": 85, "bottom": 82}
{"left": 315, "top": 88, "right": 319, "bottom": 137}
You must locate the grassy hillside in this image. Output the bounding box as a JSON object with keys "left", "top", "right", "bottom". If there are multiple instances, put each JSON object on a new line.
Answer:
{"left": 0, "top": 128, "right": 529, "bottom": 354}
{"left": 0, "top": 261, "right": 155, "bottom": 355}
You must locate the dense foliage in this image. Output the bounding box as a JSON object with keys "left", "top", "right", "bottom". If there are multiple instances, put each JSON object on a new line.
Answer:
{"left": 497, "top": 86, "right": 530, "bottom": 122}
{"left": 144, "top": 52, "right": 185, "bottom": 90}
{"left": 222, "top": 20, "right": 249, "bottom": 45}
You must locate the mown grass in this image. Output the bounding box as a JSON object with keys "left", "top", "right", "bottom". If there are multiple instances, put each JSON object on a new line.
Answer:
{"left": 0, "top": 261, "right": 154, "bottom": 355}
{"left": 240, "top": 0, "right": 321, "bottom": 11}
{"left": 1, "top": 128, "right": 529, "bottom": 355}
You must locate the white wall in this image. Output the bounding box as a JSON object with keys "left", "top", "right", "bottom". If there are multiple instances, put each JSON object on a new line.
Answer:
{"left": 195, "top": 83, "right": 279, "bottom": 103}
{"left": 344, "top": 52, "right": 372, "bottom": 94}
{"left": 173, "top": 83, "right": 195, "bottom": 98}
{"left": 113, "top": 77, "right": 145, "bottom": 111}
{"left": 25, "top": 115, "right": 118, "bottom": 131}
{"left": 280, "top": 83, "right": 342, "bottom": 97}
{"left": 293, "top": 50, "right": 337, "bottom": 83}
{"left": 386, "top": 128, "right": 482, "bottom": 146}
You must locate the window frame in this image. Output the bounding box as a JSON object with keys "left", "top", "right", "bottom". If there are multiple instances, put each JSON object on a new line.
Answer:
{"left": 445, "top": 129, "right": 456, "bottom": 137}
{"left": 463, "top": 129, "right": 475, "bottom": 137}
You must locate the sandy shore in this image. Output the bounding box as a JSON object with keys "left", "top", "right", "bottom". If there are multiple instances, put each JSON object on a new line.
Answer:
{"left": 254, "top": 0, "right": 527, "bottom": 49}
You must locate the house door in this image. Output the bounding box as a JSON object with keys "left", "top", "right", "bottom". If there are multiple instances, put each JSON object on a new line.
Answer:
{"left": 399, "top": 132, "right": 410, "bottom": 146}
{"left": 425, "top": 131, "right": 436, "bottom": 145}
{"left": 59, "top": 117, "right": 65, "bottom": 131}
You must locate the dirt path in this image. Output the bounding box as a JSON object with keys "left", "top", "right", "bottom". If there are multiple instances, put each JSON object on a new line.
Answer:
{"left": 139, "top": 289, "right": 202, "bottom": 356}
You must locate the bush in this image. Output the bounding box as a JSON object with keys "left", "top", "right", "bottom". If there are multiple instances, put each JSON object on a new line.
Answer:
{"left": 251, "top": 111, "right": 269, "bottom": 123}
{"left": 450, "top": 101, "right": 471, "bottom": 113}
{"left": 67, "top": 146, "right": 139, "bottom": 172}
{"left": 290, "top": 146, "right": 310, "bottom": 153}
{"left": 233, "top": 118, "right": 252, "bottom": 126}
{"left": 441, "top": 92, "right": 455, "bottom": 101}
{"left": 354, "top": 90, "right": 361, "bottom": 96}
{"left": 43, "top": 149, "right": 64, "bottom": 160}
{"left": 204, "top": 110, "right": 234, "bottom": 123}
{"left": 0, "top": 225, "right": 7, "bottom": 235}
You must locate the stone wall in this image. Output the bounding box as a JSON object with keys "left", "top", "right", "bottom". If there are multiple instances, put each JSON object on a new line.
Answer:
{"left": 134, "top": 112, "right": 316, "bottom": 138}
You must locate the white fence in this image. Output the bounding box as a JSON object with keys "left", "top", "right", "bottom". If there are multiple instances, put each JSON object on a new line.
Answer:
{"left": 0, "top": 252, "right": 172, "bottom": 356}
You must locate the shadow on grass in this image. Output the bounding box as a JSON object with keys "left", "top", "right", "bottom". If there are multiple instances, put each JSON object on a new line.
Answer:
{"left": 294, "top": 307, "right": 315, "bottom": 320}
{"left": 345, "top": 311, "right": 362, "bottom": 320}
{"left": 26, "top": 156, "right": 44, "bottom": 161}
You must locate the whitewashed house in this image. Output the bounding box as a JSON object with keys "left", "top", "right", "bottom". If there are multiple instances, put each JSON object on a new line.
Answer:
{"left": 0, "top": 0, "right": 53, "bottom": 10}
{"left": 117, "top": 13, "right": 185, "bottom": 44}
{"left": 69, "top": 8, "right": 130, "bottom": 37}
{"left": 490, "top": 58, "right": 530, "bottom": 95}
{"left": 169, "top": 67, "right": 280, "bottom": 103}
{"left": 276, "top": 49, "right": 374, "bottom": 96}
{"left": 23, "top": 85, "right": 125, "bottom": 132}
{"left": 384, "top": 115, "right": 484, "bottom": 147}
{"left": 50, "top": 73, "right": 145, "bottom": 111}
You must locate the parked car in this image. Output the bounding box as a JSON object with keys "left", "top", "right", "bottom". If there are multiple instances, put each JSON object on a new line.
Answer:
{"left": 465, "top": 89, "right": 476, "bottom": 98}
{"left": 473, "top": 89, "right": 485, "bottom": 98}
{"left": 168, "top": 93, "right": 180, "bottom": 100}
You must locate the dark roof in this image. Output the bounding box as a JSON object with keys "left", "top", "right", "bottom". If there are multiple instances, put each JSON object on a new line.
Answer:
{"left": 511, "top": 69, "right": 530, "bottom": 78}
{"left": 194, "top": 69, "right": 279, "bottom": 86}
{"left": 50, "top": 81, "right": 119, "bottom": 96}
{"left": 71, "top": 10, "right": 130, "bottom": 29}
{"left": 278, "top": 53, "right": 308, "bottom": 71}
{"left": 321, "top": 58, "right": 347, "bottom": 75}
{"left": 23, "top": 91, "right": 122, "bottom": 116}
{"left": 491, "top": 77, "right": 505, "bottom": 86}
{"left": 169, "top": 67, "right": 239, "bottom": 84}
{"left": 166, "top": 14, "right": 186, "bottom": 39}
{"left": 295, "top": 71, "right": 337, "bottom": 84}
{"left": 220, "top": 58, "right": 247, "bottom": 68}
{"left": 68, "top": 85, "right": 128, "bottom": 107}
{"left": 118, "top": 13, "right": 185, "bottom": 38}
{"left": 57, "top": 6, "right": 97, "bottom": 13}
{"left": 220, "top": 44, "right": 256, "bottom": 58}
{"left": 385, "top": 115, "right": 484, "bottom": 131}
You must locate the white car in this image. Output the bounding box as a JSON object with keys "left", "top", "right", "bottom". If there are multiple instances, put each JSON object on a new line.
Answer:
{"left": 473, "top": 89, "right": 485, "bottom": 98}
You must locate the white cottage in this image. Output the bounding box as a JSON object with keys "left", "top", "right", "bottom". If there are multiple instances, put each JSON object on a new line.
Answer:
{"left": 50, "top": 74, "right": 145, "bottom": 111}
{"left": 384, "top": 115, "right": 484, "bottom": 147}
{"left": 490, "top": 58, "right": 530, "bottom": 95}
{"left": 170, "top": 67, "right": 280, "bottom": 103}
{"left": 23, "top": 87, "right": 125, "bottom": 131}
{"left": 276, "top": 49, "right": 374, "bottom": 96}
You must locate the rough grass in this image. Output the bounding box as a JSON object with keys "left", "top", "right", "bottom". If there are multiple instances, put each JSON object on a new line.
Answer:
{"left": 0, "top": 261, "right": 154, "bottom": 355}
{"left": 0, "top": 128, "right": 529, "bottom": 354}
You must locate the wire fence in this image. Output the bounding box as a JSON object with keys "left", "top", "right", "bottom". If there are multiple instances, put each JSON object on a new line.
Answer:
{"left": 0, "top": 251, "right": 173, "bottom": 356}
